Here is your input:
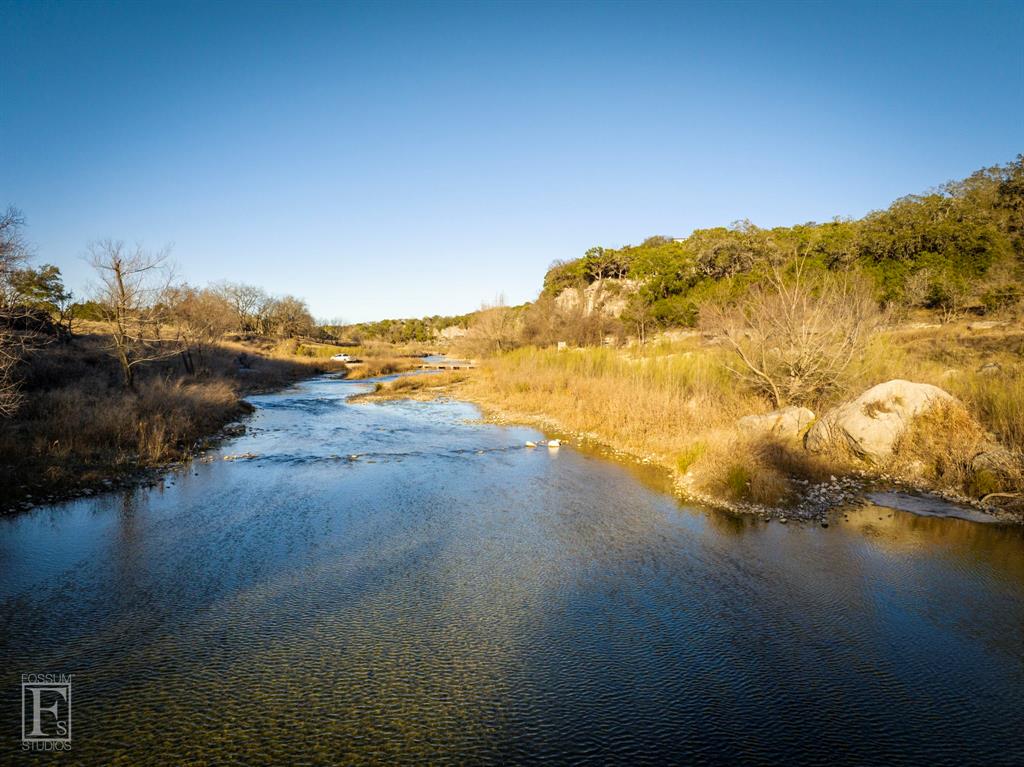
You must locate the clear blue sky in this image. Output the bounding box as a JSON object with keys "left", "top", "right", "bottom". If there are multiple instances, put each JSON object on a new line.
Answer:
{"left": 3, "top": 1, "right": 1022, "bottom": 322}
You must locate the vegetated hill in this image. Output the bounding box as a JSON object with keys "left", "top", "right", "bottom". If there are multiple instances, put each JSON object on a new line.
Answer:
{"left": 542, "top": 155, "right": 1024, "bottom": 332}
{"left": 325, "top": 313, "right": 476, "bottom": 344}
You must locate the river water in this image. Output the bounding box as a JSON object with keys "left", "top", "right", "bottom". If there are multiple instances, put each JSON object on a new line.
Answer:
{"left": 1, "top": 375, "right": 1022, "bottom": 765}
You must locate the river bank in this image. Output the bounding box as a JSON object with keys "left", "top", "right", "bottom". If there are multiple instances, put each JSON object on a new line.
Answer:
{"left": 0, "top": 333, "right": 343, "bottom": 515}
{"left": 353, "top": 335, "right": 1024, "bottom": 525}
{"left": 4, "top": 374, "right": 1022, "bottom": 764}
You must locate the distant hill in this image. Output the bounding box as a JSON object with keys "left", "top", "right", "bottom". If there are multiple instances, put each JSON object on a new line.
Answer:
{"left": 542, "top": 155, "right": 1023, "bottom": 329}
{"left": 325, "top": 313, "right": 475, "bottom": 344}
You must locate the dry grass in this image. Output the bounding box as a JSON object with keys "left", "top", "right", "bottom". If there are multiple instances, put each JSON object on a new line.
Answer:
{"left": 384, "top": 321, "right": 1024, "bottom": 506}
{"left": 848, "top": 324, "right": 1024, "bottom": 457}
{"left": 466, "top": 345, "right": 747, "bottom": 450}
{"left": 351, "top": 371, "right": 469, "bottom": 402}
{"left": 453, "top": 345, "right": 834, "bottom": 505}
{"left": 343, "top": 357, "right": 421, "bottom": 380}
{"left": 0, "top": 332, "right": 332, "bottom": 505}
{"left": 891, "top": 401, "right": 1021, "bottom": 497}
{"left": 948, "top": 368, "right": 1024, "bottom": 454}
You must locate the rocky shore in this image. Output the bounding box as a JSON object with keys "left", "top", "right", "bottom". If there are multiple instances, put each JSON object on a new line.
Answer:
{"left": 360, "top": 373, "right": 1024, "bottom": 525}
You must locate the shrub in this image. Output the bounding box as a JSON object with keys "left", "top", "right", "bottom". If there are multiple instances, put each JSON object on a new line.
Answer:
{"left": 706, "top": 257, "right": 880, "bottom": 406}
{"left": 891, "top": 401, "right": 1019, "bottom": 497}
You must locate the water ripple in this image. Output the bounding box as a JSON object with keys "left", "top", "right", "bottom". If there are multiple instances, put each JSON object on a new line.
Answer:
{"left": 0, "top": 376, "right": 1022, "bottom": 765}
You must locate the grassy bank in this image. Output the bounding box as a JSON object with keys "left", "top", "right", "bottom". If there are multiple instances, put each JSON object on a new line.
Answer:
{"left": 0, "top": 332, "right": 339, "bottom": 511}
{"left": 342, "top": 356, "right": 422, "bottom": 380}
{"left": 360, "top": 322, "right": 1024, "bottom": 516}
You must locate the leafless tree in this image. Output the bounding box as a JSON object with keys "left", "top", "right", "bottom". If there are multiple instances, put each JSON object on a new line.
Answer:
{"left": 269, "top": 295, "right": 315, "bottom": 338}
{"left": 902, "top": 268, "right": 933, "bottom": 309}
{"left": 167, "top": 285, "right": 235, "bottom": 374}
{"left": 213, "top": 281, "right": 269, "bottom": 333}
{"left": 253, "top": 293, "right": 278, "bottom": 336}
{"left": 88, "top": 240, "right": 177, "bottom": 388}
{"left": 707, "top": 257, "right": 880, "bottom": 407}
{"left": 459, "top": 297, "right": 520, "bottom": 356}
{"left": 0, "top": 206, "right": 29, "bottom": 282}
{"left": 0, "top": 207, "right": 31, "bottom": 415}
{"left": 0, "top": 336, "right": 20, "bottom": 416}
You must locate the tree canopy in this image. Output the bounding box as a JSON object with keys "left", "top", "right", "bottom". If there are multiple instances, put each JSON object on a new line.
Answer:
{"left": 541, "top": 155, "right": 1024, "bottom": 333}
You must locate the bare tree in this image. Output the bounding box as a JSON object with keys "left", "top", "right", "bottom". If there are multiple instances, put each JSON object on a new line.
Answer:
{"left": 213, "top": 281, "right": 267, "bottom": 333}
{"left": 269, "top": 295, "right": 315, "bottom": 338}
{"left": 0, "top": 334, "right": 19, "bottom": 416}
{"left": 167, "top": 285, "right": 235, "bottom": 374}
{"left": 902, "top": 268, "right": 933, "bottom": 310}
{"left": 0, "top": 206, "right": 29, "bottom": 283}
{"left": 707, "top": 257, "right": 880, "bottom": 407}
{"left": 88, "top": 240, "right": 177, "bottom": 388}
{"left": 459, "top": 298, "right": 520, "bottom": 357}
{"left": 250, "top": 293, "right": 276, "bottom": 336}
{"left": 0, "top": 207, "right": 31, "bottom": 415}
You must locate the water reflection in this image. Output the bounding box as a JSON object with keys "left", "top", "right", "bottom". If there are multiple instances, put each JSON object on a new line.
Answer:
{"left": 0, "top": 376, "right": 1021, "bottom": 765}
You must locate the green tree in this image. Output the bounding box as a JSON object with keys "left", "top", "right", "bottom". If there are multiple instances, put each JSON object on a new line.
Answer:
{"left": 9, "top": 264, "right": 74, "bottom": 338}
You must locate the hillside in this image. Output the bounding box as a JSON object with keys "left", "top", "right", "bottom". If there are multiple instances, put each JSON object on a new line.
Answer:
{"left": 538, "top": 156, "right": 1023, "bottom": 339}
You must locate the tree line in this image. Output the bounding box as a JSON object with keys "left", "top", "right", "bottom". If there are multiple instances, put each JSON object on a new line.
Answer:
{"left": 456, "top": 155, "right": 1023, "bottom": 406}
{"left": 0, "top": 218, "right": 319, "bottom": 406}
{"left": 325, "top": 314, "right": 474, "bottom": 345}
{"left": 542, "top": 154, "right": 1023, "bottom": 337}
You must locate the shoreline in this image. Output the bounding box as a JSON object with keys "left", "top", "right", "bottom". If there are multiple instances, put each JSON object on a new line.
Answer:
{"left": 460, "top": 397, "right": 996, "bottom": 526}
{"left": 353, "top": 372, "right": 1024, "bottom": 526}
{"left": 0, "top": 365, "right": 332, "bottom": 517}
{"left": 7, "top": 365, "right": 1021, "bottom": 526}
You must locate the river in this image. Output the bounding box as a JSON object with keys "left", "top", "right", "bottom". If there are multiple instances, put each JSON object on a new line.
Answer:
{"left": 1, "top": 375, "right": 1022, "bottom": 765}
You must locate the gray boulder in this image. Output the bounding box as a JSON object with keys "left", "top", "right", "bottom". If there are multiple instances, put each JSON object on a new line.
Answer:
{"left": 737, "top": 406, "right": 815, "bottom": 440}
{"left": 805, "top": 380, "right": 954, "bottom": 462}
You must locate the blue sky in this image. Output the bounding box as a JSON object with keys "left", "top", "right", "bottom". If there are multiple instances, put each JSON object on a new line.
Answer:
{"left": 3, "top": 1, "right": 1022, "bottom": 322}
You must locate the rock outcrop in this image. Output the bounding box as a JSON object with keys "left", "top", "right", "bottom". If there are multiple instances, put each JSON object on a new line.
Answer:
{"left": 804, "top": 380, "right": 954, "bottom": 462}
{"left": 555, "top": 279, "right": 637, "bottom": 318}
{"left": 737, "top": 406, "right": 815, "bottom": 441}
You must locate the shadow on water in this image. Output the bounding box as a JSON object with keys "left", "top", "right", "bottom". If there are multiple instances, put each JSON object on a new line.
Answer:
{"left": 0, "top": 374, "right": 1022, "bottom": 765}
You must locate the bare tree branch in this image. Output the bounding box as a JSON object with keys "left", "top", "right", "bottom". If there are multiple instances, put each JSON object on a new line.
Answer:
{"left": 706, "top": 255, "right": 880, "bottom": 407}
{"left": 88, "top": 240, "right": 178, "bottom": 388}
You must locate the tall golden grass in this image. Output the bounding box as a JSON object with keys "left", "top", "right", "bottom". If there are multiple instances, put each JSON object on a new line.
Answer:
{"left": 371, "top": 323, "right": 1023, "bottom": 506}
{"left": 0, "top": 332, "right": 332, "bottom": 503}
{"left": 850, "top": 325, "right": 1024, "bottom": 456}
{"left": 456, "top": 345, "right": 817, "bottom": 504}
{"left": 343, "top": 357, "right": 421, "bottom": 380}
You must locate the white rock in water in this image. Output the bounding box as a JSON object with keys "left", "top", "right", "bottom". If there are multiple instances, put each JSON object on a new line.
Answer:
{"left": 547, "top": 439, "right": 561, "bottom": 448}
{"left": 525, "top": 441, "right": 537, "bottom": 448}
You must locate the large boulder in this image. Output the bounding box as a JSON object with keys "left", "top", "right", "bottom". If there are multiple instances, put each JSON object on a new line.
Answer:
{"left": 805, "top": 380, "right": 954, "bottom": 462}
{"left": 737, "top": 406, "right": 815, "bottom": 441}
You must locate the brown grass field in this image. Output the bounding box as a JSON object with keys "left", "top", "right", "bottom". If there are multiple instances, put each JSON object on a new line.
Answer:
{"left": 0, "top": 330, "right": 344, "bottom": 508}
{"left": 359, "top": 320, "right": 1024, "bottom": 512}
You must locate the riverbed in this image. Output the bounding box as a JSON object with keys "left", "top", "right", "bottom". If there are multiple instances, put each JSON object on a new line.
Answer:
{"left": 1, "top": 375, "right": 1022, "bottom": 765}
